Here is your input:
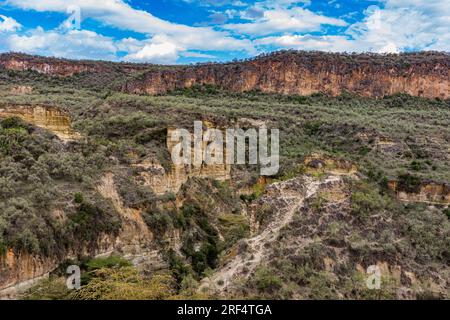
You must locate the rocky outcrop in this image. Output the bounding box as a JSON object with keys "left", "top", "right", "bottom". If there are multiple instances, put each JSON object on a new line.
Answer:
{"left": 123, "top": 51, "right": 450, "bottom": 99}
{"left": 388, "top": 180, "right": 450, "bottom": 204}
{"left": 0, "top": 104, "right": 81, "bottom": 141}
{"left": 304, "top": 153, "right": 358, "bottom": 175}
{"left": 10, "top": 86, "right": 33, "bottom": 95}
{"left": 0, "top": 53, "right": 148, "bottom": 77}
{"left": 2, "top": 52, "right": 448, "bottom": 98}
{"left": 0, "top": 250, "right": 58, "bottom": 298}
{"left": 135, "top": 125, "right": 231, "bottom": 195}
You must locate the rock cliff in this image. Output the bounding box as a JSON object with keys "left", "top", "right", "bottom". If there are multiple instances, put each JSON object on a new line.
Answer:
{"left": 0, "top": 53, "right": 149, "bottom": 77}
{"left": 123, "top": 51, "right": 450, "bottom": 99}
{"left": 1, "top": 51, "right": 448, "bottom": 98}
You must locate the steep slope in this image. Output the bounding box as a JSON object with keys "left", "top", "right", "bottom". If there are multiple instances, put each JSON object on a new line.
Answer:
{"left": 123, "top": 51, "right": 450, "bottom": 99}
{"left": 0, "top": 53, "right": 149, "bottom": 77}
{"left": 201, "top": 175, "right": 341, "bottom": 293}
{"left": 1, "top": 51, "right": 448, "bottom": 99}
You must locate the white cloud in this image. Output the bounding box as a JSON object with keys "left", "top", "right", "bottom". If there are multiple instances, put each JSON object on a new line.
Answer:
{"left": 252, "top": 0, "right": 450, "bottom": 53}
{"left": 224, "top": 6, "right": 347, "bottom": 36}
{"left": 254, "top": 34, "right": 355, "bottom": 52}
{"left": 5, "top": 28, "right": 118, "bottom": 60}
{"left": 347, "top": 2, "right": 450, "bottom": 52}
{"left": 0, "top": 14, "right": 22, "bottom": 32}
{"left": 124, "top": 41, "right": 179, "bottom": 64}
{"left": 5, "top": 0, "right": 255, "bottom": 54}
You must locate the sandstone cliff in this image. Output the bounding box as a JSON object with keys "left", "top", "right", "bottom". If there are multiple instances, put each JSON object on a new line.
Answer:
{"left": 0, "top": 53, "right": 149, "bottom": 77}
{"left": 0, "top": 104, "right": 81, "bottom": 141}
{"left": 1, "top": 51, "right": 448, "bottom": 98}
{"left": 123, "top": 51, "right": 450, "bottom": 99}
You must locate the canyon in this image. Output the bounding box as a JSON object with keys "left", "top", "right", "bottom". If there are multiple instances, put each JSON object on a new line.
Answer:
{"left": 0, "top": 51, "right": 448, "bottom": 300}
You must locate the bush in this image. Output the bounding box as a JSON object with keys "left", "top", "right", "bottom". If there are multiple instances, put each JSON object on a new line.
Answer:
{"left": 218, "top": 214, "right": 250, "bottom": 248}
{"left": 143, "top": 209, "right": 173, "bottom": 236}
{"left": 253, "top": 267, "right": 283, "bottom": 293}
{"left": 69, "top": 198, "right": 121, "bottom": 244}
{"left": 397, "top": 173, "right": 422, "bottom": 193}
{"left": 74, "top": 192, "right": 83, "bottom": 204}
{"left": 444, "top": 208, "right": 450, "bottom": 219}
{"left": 350, "top": 181, "right": 393, "bottom": 219}
{"left": 85, "top": 255, "right": 131, "bottom": 272}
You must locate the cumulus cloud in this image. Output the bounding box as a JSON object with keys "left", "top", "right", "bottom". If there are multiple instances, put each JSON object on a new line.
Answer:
{"left": 224, "top": 7, "right": 347, "bottom": 36}
{"left": 5, "top": 28, "right": 117, "bottom": 60}
{"left": 5, "top": 0, "right": 255, "bottom": 54}
{"left": 252, "top": 0, "right": 450, "bottom": 53}
{"left": 347, "top": 1, "right": 450, "bottom": 52}
{"left": 0, "top": 14, "right": 22, "bottom": 32}
{"left": 124, "top": 41, "right": 179, "bottom": 64}
{"left": 1, "top": 0, "right": 448, "bottom": 63}
{"left": 222, "top": 0, "right": 347, "bottom": 36}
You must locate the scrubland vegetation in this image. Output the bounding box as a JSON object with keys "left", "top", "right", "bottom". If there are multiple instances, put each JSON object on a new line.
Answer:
{"left": 0, "top": 66, "right": 449, "bottom": 299}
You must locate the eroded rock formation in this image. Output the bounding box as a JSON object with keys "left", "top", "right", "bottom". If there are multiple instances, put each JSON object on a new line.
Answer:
{"left": 123, "top": 51, "right": 450, "bottom": 99}
{"left": 0, "top": 105, "right": 81, "bottom": 141}
{"left": 1, "top": 52, "right": 448, "bottom": 98}
{"left": 388, "top": 180, "right": 450, "bottom": 204}
{"left": 0, "top": 53, "right": 148, "bottom": 77}
{"left": 135, "top": 125, "right": 231, "bottom": 195}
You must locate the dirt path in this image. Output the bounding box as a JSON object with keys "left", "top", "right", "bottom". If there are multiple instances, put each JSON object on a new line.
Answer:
{"left": 200, "top": 175, "right": 341, "bottom": 294}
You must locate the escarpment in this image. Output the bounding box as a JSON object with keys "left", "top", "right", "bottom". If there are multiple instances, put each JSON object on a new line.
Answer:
{"left": 0, "top": 53, "right": 149, "bottom": 77}
{"left": 0, "top": 52, "right": 449, "bottom": 299}
{"left": 123, "top": 51, "right": 450, "bottom": 99}
{"left": 1, "top": 51, "right": 448, "bottom": 98}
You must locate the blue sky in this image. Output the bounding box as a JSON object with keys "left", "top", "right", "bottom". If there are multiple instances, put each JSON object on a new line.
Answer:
{"left": 0, "top": 0, "right": 448, "bottom": 64}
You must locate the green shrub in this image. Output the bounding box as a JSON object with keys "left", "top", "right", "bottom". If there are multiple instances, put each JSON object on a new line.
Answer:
{"left": 143, "top": 209, "right": 173, "bottom": 235}
{"left": 397, "top": 173, "right": 422, "bottom": 193}
{"left": 69, "top": 199, "right": 121, "bottom": 244}
{"left": 74, "top": 192, "right": 84, "bottom": 204}
{"left": 444, "top": 208, "right": 450, "bottom": 219}
{"left": 350, "top": 181, "right": 392, "bottom": 219}
{"left": 410, "top": 161, "right": 424, "bottom": 171}
{"left": 304, "top": 121, "right": 322, "bottom": 136}
{"left": 1, "top": 117, "right": 27, "bottom": 130}
{"left": 85, "top": 255, "right": 131, "bottom": 272}
{"left": 253, "top": 267, "right": 283, "bottom": 293}
{"left": 166, "top": 249, "right": 192, "bottom": 284}
{"left": 218, "top": 214, "right": 250, "bottom": 248}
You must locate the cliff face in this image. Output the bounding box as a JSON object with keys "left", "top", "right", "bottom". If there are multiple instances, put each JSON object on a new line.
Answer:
{"left": 2, "top": 52, "right": 448, "bottom": 98}
{"left": 123, "top": 52, "right": 450, "bottom": 99}
{"left": 388, "top": 180, "right": 450, "bottom": 204}
{"left": 134, "top": 125, "right": 231, "bottom": 195}
{"left": 0, "top": 55, "right": 100, "bottom": 77}
{"left": 0, "top": 105, "right": 81, "bottom": 141}
{"left": 0, "top": 53, "right": 148, "bottom": 77}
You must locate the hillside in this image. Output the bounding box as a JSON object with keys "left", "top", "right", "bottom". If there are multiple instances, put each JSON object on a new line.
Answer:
{"left": 1, "top": 51, "right": 449, "bottom": 99}
{"left": 0, "top": 52, "right": 449, "bottom": 300}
